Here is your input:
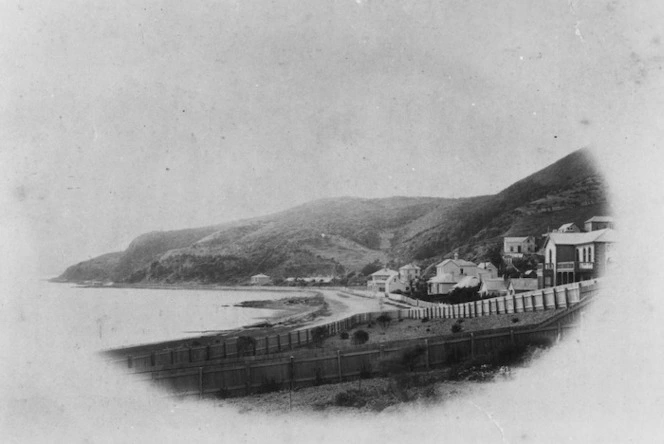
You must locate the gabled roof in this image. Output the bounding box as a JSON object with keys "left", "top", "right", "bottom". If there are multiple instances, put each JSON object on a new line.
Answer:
{"left": 481, "top": 278, "right": 512, "bottom": 292}
{"left": 585, "top": 216, "right": 614, "bottom": 223}
{"left": 477, "top": 262, "right": 498, "bottom": 270}
{"left": 504, "top": 236, "right": 534, "bottom": 242}
{"left": 558, "top": 223, "right": 579, "bottom": 231}
{"left": 436, "top": 258, "right": 477, "bottom": 268}
{"left": 399, "top": 263, "right": 421, "bottom": 271}
{"left": 370, "top": 268, "right": 398, "bottom": 277}
{"left": 252, "top": 273, "right": 269, "bottom": 278}
{"left": 453, "top": 276, "right": 480, "bottom": 289}
{"left": 546, "top": 228, "right": 617, "bottom": 247}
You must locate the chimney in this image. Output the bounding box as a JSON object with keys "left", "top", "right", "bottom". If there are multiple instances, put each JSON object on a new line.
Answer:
{"left": 454, "top": 251, "right": 459, "bottom": 260}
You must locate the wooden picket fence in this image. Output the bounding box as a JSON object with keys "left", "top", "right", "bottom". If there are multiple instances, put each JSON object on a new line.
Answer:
{"left": 120, "top": 280, "right": 598, "bottom": 373}
{"left": 117, "top": 281, "right": 600, "bottom": 398}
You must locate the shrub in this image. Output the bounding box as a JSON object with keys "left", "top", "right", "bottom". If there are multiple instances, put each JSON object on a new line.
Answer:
{"left": 352, "top": 330, "right": 369, "bottom": 345}
{"left": 333, "top": 389, "right": 368, "bottom": 407}
{"left": 451, "top": 323, "right": 463, "bottom": 333}
{"left": 421, "top": 317, "right": 429, "bottom": 323}
{"left": 339, "top": 331, "right": 349, "bottom": 340}
{"left": 512, "top": 317, "right": 520, "bottom": 323}
{"left": 376, "top": 313, "right": 392, "bottom": 329}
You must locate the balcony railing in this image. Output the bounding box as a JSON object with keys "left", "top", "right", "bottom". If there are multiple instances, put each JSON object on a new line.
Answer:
{"left": 557, "top": 261, "right": 575, "bottom": 270}
{"left": 555, "top": 261, "right": 595, "bottom": 272}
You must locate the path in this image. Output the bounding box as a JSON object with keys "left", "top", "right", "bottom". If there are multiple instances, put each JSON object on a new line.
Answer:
{"left": 295, "top": 288, "right": 393, "bottom": 330}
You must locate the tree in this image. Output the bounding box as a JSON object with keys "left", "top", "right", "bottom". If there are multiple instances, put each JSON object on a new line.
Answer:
{"left": 361, "top": 260, "right": 383, "bottom": 276}
{"left": 376, "top": 313, "right": 392, "bottom": 329}
{"left": 352, "top": 330, "right": 369, "bottom": 345}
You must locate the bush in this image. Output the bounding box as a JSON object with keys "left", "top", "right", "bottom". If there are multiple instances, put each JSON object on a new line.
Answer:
{"left": 333, "top": 389, "right": 368, "bottom": 407}
{"left": 339, "top": 331, "right": 349, "bottom": 340}
{"left": 451, "top": 323, "right": 463, "bottom": 333}
{"left": 376, "top": 313, "right": 392, "bottom": 329}
{"left": 352, "top": 330, "right": 370, "bottom": 345}
{"left": 512, "top": 317, "right": 520, "bottom": 323}
{"left": 421, "top": 317, "right": 429, "bottom": 323}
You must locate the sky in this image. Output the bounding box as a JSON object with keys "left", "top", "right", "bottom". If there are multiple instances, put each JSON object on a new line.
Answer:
{"left": 2, "top": 2, "right": 664, "bottom": 442}
{"left": 1, "top": 0, "right": 662, "bottom": 275}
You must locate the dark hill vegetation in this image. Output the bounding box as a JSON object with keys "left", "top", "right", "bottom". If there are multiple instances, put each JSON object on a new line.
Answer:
{"left": 58, "top": 148, "right": 611, "bottom": 284}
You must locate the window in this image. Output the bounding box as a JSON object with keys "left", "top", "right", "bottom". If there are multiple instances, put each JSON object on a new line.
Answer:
{"left": 510, "top": 246, "right": 514, "bottom": 252}
{"left": 548, "top": 250, "right": 552, "bottom": 263}
{"left": 518, "top": 246, "right": 522, "bottom": 253}
{"left": 576, "top": 249, "right": 580, "bottom": 261}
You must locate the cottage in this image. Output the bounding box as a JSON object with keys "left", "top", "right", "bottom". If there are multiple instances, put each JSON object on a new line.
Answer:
{"left": 250, "top": 274, "right": 271, "bottom": 285}
{"left": 510, "top": 277, "right": 539, "bottom": 293}
{"left": 584, "top": 216, "right": 615, "bottom": 232}
{"left": 477, "top": 262, "right": 499, "bottom": 279}
{"left": 503, "top": 236, "right": 537, "bottom": 264}
{"left": 398, "top": 263, "right": 421, "bottom": 282}
{"left": 540, "top": 228, "right": 617, "bottom": 287}
{"left": 557, "top": 222, "right": 581, "bottom": 233}
{"left": 427, "top": 254, "right": 478, "bottom": 295}
{"left": 480, "top": 278, "right": 515, "bottom": 297}
{"left": 367, "top": 268, "right": 398, "bottom": 292}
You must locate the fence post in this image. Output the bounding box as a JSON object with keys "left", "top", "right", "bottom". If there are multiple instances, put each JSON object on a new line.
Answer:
{"left": 557, "top": 322, "right": 563, "bottom": 341}
{"left": 199, "top": 367, "right": 203, "bottom": 400}
{"left": 470, "top": 333, "right": 475, "bottom": 359}
{"left": 245, "top": 363, "right": 251, "bottom": 396}
{"left": 424, "top": 339, "right": 430, "bottom": 370}
{"left": 337, "top": 350, "right": 342, "bottom": 382}
{"left": 564, "top": 287, "right": 569, "bottom": 308}
{"left": 290, "top": 356, "right": 295, "bottom": 390}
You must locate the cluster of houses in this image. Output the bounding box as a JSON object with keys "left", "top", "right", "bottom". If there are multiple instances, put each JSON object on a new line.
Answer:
{"left": 252, "top": 215, "right": 616, "bottom": 297}
{"left": 367, "top": 215, "right": 616, "bottom": 297}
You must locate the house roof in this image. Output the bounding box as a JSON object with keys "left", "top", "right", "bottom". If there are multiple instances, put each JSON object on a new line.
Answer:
{"left": 477, "top": 262, "right": 497, "bottom": 270}
{"left": 370, "top": 268, "right": 398, "bottom": 277}
{"left": 585, "top": 216, "right": 614, "bottom": 223}
{"left": 546, "top": 228, "right": 617, "bottom": 246}
{"left": 558, "top": 223, "right": 578, "bottom": 231}
{"left": 436, "top": 258, "right": 477, "bottom": 268}
{"left": 453, "top": 276, "right": 480, "bottom": 289}
{"left": 511, "top": 278, "right": 538, "bottom": 291}
{"left": 481, "top": 278, "right": 512, "bottom": 292}
{"left": 504, "top": 236, "right": 533, "bottom": 242}
{"left": 252, "top": 273, "right": 269, "bottom": 278}
{"left": 399, "top": 263, "right": 421, "bottom": 271}
{"left": 428, "top": 273, "right": 457, "bottom": 283}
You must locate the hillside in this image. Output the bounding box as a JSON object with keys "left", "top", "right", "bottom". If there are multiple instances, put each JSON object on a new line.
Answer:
{"left": 58, "top": 148, "right": 611, "bottom": 284}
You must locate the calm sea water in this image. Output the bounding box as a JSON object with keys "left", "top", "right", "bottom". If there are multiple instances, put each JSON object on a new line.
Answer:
{"left": 30, "top": 281, "right": 310, "bottom": 350}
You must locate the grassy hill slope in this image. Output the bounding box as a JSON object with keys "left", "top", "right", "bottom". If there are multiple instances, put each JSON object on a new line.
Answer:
{"left": 58, "top": 148, "right": 611, "bottom": 284}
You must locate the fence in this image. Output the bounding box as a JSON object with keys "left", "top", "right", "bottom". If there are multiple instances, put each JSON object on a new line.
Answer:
{"left": 120, "top": 280, "right": 599, "bottom": 373}
{"left": 142, "top": 311, "right": 585, "bottom": 399}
